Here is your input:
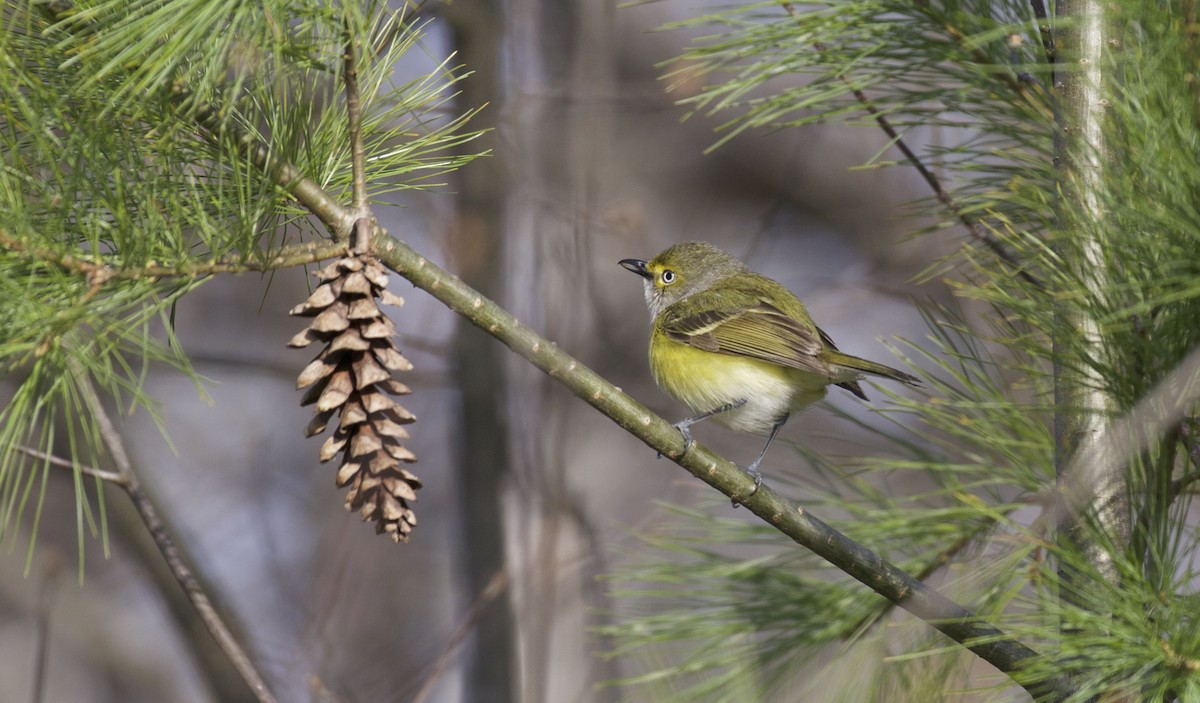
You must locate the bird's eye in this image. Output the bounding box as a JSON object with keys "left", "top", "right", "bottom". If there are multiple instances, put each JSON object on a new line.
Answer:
{"left": 660, "top": 270, "right": 677, "bottom": 285}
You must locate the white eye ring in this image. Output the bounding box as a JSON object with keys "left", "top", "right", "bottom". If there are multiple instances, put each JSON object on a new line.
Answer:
{"left": 661, "top": 270, "right": 676, "bottom": 284}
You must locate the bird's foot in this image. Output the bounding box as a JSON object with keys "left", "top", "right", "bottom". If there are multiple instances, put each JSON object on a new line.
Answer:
{"left": 730, "top": 464, "right": 764, "bottom": 508}
{"left": 658, "top": 421, "right": 695, "bottom": 460}
{"left": 674, "top": 422, "right": 696, "bottom": 454}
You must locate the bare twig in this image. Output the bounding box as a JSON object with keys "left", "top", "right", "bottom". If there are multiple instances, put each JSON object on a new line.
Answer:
{"left": 16, "top": 446, "right": 126, "bottom": 484}
{"left": 411, "top": 569, "right": 510, "bottom": 703}
{"left": 779, "top": 3, "right": 1044, "bottom": 289}
{"left": 69, "top": 368, "right": 280, "bottom": 703}
{"left": 30, "top": 553, "right": 62, "bottom": 703}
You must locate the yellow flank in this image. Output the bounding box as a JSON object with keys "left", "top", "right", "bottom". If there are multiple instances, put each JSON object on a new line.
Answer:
{"left": 649, "top": 328, "right": 828, "bottom": 435}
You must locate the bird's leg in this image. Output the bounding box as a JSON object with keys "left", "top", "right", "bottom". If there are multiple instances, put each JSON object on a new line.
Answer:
{"left": 736, "top": 414, "right": 787, "bottom": 503}
{"left": 669, "top": 400, "right": 746, "bottom": 456}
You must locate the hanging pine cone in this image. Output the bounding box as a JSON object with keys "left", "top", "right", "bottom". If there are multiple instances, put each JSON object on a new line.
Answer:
{"left": 288, "top": 253, "right": 420, "bottom": 542}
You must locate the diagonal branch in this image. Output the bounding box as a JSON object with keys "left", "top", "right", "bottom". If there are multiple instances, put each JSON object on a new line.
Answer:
{"left": 69, "top": 366, "right": 281, "bottom": 703}
{"left": 369, "top": 231, "right": 1075, "bottom": 702}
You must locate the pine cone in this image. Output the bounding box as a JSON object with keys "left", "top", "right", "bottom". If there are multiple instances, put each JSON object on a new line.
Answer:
{"left": 288, "top": 254, "right": 420, "bottom": 542}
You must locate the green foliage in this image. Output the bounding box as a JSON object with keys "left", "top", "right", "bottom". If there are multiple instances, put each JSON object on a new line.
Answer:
{"left": 0, "top": 1, "right": 482, "bottom": 558}
{"left": 609, "top": 0, "right": 1200, "bottom": 700}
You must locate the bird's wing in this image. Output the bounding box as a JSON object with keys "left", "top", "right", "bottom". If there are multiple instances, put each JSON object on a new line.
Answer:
{"left": 659, "top": 286, "right": 830, "bottom": 377}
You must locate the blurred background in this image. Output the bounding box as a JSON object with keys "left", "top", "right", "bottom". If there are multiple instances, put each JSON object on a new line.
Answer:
{"left": 0, "top": 0, "right": 955, "bottom": 701}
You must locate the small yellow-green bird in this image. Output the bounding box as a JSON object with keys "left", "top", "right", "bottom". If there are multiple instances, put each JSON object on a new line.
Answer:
{"left": 620, "top": 241, "right": 920, "bottom": 494}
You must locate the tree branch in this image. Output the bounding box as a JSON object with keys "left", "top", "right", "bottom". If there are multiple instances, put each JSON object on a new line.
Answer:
{"left": 69, "top": 368, "right": 280, "bottom": 703}
{"left": 187, "top": 95, "right": 357, "bottom": 241}
{"left": 411, "top": 569, "right": 510, "bottom": 703}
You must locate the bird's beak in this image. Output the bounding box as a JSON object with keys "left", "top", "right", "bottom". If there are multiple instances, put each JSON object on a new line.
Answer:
{"left": 619, "top": 258, "right": 652, "bottom": 280}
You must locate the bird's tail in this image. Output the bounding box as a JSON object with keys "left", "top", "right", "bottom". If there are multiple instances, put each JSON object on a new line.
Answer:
{"left": 828, "top": 352, "right": 921, "bottom": 401}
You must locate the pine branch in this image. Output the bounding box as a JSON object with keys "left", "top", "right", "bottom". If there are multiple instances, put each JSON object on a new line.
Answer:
{"left": 908, "top": 0, "right": 1048, "bottom": 112}
{"left": 186, "top": 91, "right": 358, "bottom": 240}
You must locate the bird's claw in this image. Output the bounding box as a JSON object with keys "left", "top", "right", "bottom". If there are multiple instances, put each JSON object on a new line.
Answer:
{"left": 675, "top": 424, "right": 696, "bottom": 454}
{"left": 659, "top": 422, "right": 694, "bottom": 459}
{"left": 730, "top": 467, "right": 763, "bottom": 508}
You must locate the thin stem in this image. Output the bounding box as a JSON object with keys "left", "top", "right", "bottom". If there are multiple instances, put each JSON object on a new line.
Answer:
{"left": 0, "top": 230, "right": 347, "bottom": 282}
{"left": 342, "top": 13, "right": 369, "bottom": 229}
{"left": 30, "top": 554, "right": 61, "bottom": 703}
{"left": 70, "top": 368, "right": 280, "bottom": 703}
{"left": 16, "top": 446, "right": 126, "bottom": 484}
{"left": 411, "top": 569, "right": 510, "bottom": 703}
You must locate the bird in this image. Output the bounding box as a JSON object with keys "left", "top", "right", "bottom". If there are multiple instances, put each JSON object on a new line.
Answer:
{"left": 619, "top": 241, "right": 920, "bottom": 496}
